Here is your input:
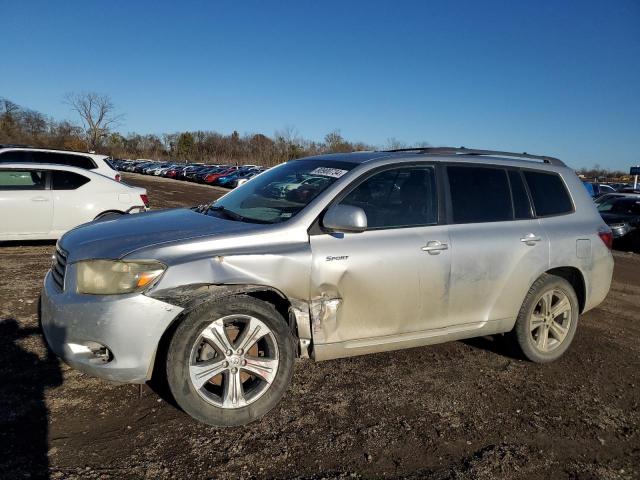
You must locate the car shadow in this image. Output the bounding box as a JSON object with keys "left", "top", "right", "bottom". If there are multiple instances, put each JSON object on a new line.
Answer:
{"left": 0, "top": 317, "right": 64, "bottom": 479}
{"left": 460, "top": 334, "right": 522, "bottom": 361}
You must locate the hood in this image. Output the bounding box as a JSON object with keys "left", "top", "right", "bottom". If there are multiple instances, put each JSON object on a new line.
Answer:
{"left": 59, "top": 208, "right": 266, "bottom": 263}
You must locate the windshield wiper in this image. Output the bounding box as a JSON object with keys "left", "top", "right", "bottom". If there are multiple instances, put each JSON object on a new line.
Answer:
{"left": 207, "top": 205, "right": 245, "bottom": 221}
{"left": 206, "top": 205, "right": 272, "bottom": 224}
{"left": 193, "top": 202, "right": 272, "bottom": 224}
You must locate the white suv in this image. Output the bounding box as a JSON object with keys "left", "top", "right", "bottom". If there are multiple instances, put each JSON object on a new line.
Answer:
{"left": 0, "top": 163, "right": 147, "bottom": 240}
{"left": 0, "top": 146, "right": 120, "bottom": 181}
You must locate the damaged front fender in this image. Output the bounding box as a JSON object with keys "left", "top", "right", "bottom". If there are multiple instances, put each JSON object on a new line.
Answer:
{"left": 147, "top": 283, "right": 315, "bottom": 358}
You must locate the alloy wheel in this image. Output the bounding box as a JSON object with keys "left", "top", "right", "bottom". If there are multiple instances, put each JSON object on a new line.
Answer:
{"left": 189, "top": 314, "right": 279, "bottom": 409}
{"left": 529, "top": 289, "right": 572, "bottom": 353}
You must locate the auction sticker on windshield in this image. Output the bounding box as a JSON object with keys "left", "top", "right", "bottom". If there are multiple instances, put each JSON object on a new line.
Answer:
{"left": 309, "top": 167, "right": 349, "bottom": 178}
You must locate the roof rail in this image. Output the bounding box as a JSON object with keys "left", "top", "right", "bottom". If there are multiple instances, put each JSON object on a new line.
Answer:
{"left": 382, "top": 146, "right": 566, "bottom": 167}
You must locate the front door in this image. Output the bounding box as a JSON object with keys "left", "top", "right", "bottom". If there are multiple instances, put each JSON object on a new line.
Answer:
{"left": 0, "top": 169, "right": 52, "bottom": 236}
{"left": 309, "top": 165, "right": 451, "bottom": 346}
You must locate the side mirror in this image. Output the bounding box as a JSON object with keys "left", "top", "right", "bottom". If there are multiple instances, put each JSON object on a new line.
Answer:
{"left": 323, "top": 204, "right": 367, "bottom": 233}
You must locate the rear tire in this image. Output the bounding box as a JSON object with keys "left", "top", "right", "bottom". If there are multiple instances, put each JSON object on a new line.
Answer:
{"left": 166, "top": 295, "right": 295, "bottom": 426}
{"left": 508, "top": 273, "right": 579, "bottom": 363}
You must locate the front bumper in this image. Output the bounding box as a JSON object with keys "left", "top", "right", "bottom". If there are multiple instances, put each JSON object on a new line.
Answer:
{"left": 40, "top": 268, "right": 183, "bottom": 383}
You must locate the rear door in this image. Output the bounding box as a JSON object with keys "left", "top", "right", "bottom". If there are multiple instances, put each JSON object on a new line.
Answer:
{"left": 309, "top": 164, "right": 451, "bottom": 345}
{"left": 445, "top": 165, "right": 550, "bottom": 326}
{"left": 0, "top": 169, "right": 52, "bottom": 235}
{"left": 50, "top": 170, "right": 92, "bottom": 231}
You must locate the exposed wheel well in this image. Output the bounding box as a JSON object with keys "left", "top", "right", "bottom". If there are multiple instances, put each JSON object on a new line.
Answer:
{"left": 546, "top": 266, "right": 586, "bottom": 313}
{"left": 150, "top": 287, "right": 298, "bottom": 383}
{"left": 245, "top": 289, "right": 296, "bottom": 336}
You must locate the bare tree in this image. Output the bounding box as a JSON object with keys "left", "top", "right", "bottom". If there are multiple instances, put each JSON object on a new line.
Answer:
{"left": 385, "top": 137, "right": 406, "bottom": 150}
{"left": 64, "top": 92, "right": 123, "bottom": 150}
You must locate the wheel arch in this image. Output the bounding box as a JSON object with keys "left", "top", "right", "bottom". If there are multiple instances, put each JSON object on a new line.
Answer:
{"left": 148, "top": 283, "right": 309, "bottom": 382}
{"left": 545, "top": 266, "right": 587, "bottom": 313}
{"left": 93, "top": 209, "right": 125, "bottom": 220}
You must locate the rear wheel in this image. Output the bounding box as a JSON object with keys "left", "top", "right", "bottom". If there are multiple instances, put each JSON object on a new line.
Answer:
{"left": 166, "top": 295, "right": 295, "bottom": 426}
{"left": 508, "top": 274, "right": 579, "bottom": 363}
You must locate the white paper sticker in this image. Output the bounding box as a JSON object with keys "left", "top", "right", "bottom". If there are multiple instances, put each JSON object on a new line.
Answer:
{"left": 309, "top": 167, "right": 349, "bottom": 178}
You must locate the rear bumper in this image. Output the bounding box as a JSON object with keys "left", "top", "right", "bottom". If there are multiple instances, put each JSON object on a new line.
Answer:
{"left": 40, "top": 269, "right": 183, "bottom": 383}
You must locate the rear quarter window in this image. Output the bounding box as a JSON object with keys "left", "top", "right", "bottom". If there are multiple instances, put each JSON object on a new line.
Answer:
{"left": 523, "top": 171, "right": 573, "bottom": 216}
{"left": 51, "top": 171, "right": 90, "bottom": 190}
{"left": 32, "top": 152, "right": 97, "bottom": 170}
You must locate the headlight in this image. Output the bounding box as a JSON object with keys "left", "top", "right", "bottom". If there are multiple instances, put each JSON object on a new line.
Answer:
{"left": 76, "top": 260, "right": 166, "bottom": 295}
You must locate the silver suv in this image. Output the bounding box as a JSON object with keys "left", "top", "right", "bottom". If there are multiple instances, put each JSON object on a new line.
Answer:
{"left": 41, "top": 147, "right": 614, "bottom": 426}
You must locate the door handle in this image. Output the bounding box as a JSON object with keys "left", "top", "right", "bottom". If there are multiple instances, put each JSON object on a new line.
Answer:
{"left": 520, "top": 233, "right": 542, "bottom": 245}
{"left": 422, "top": 241, "right": 448, "bottom": 254}
{"left": 31, "top": 196, "right": 49, "bottom": 202}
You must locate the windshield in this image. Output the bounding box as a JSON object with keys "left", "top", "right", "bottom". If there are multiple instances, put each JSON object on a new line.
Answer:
{"left": 208, "top": 159, "right": 356, "bottom": 223}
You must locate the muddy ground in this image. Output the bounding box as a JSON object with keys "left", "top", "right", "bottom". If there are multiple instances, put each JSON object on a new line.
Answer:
{"left": 0, "top": 173, "right": 638, "bottom": 479}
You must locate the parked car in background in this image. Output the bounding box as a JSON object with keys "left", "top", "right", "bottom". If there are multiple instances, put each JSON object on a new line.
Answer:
{"left": 0, "top": 146, "right": 121, "bottom": 181}
{"left": 0, "top": 163, "right": 148, "bottom": 240}
{"left": 583, "top": 182, "right": 616, "bottom": 199}
{"left": 617, "top": 186, "right": 640, "bottom": 194}
{"left": 41, "top": 147, "right": 613, "bottom": 427}
{"left": 185, "top": 166, "right": 219, "bottom": 182}
{"left": 595, "top": 192, "right": 640, "bottom": 205}
{"left": 597, "top": 196, "right": 640, "bottom": 249}
{"left": 164, "top": 166, "right": 186, "bottom": 179}
{"left": 203, "top": 167, "right": 239, "bottom": 185}
{"left": 235, "top": 169, "right": 264, "bottom": 187}
{"left": 111, "top": 159, "right": 279, "bottom": 190}
{"left": 216, "top": 167, "right": 263, "bottom": 188}
{"left": 176, "top": 165, "right": 204, "bottom": 180}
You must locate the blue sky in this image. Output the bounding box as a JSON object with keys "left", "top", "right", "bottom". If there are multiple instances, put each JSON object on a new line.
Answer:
{"left": 1, "top": 0, "right": 639, "bottom": 170}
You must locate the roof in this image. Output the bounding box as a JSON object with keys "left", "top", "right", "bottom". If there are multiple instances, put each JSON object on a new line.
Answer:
{"left": 298, "top": 147, "right": 566, "bottom": 168}
{"left": 0, "top": 145, "right": 106, "bottom": 158}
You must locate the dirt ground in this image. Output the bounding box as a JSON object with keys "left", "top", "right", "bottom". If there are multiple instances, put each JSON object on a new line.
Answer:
{"left": 1, "top": 173, "right": 639, "bottom": 479}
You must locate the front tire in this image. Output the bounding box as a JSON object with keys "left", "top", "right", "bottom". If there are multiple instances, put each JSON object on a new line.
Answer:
{"left": 166, "top": 295, "right": 295, "bottom": 426}
{"left": 508, "top": 273, "right": 579, "bottom": 363}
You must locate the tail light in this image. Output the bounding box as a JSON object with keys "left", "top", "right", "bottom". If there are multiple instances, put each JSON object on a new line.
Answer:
{"left": 115, "top": 174, "right": 121, "bottom": 182}
{"left": 140, "top": 194, "right": 149, "bottom": 208}
{"left": 598, "top": 226, "right": 613, "bottom": 250}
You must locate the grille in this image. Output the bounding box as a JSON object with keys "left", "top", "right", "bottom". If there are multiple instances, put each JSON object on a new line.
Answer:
{"left": 51, "top": 247, "right": 68, "bottom": 290}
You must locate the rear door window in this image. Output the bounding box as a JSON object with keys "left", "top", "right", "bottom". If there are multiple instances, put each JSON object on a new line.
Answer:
{"left": 523, "top": 171, "right": 573, "bottom": 216}
{"left": 51, "top": 171, "right": 90, "bottom": 190}
{"left": 447, "top": 166, "right": 512, "bottom": 223}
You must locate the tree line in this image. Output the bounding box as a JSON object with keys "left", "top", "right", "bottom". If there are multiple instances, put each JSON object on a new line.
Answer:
{"left": 0, "top": 94, "right": 389, "bottom": 167}
{"left": 0, "top": 93, "right": 629, "bottom": 177}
